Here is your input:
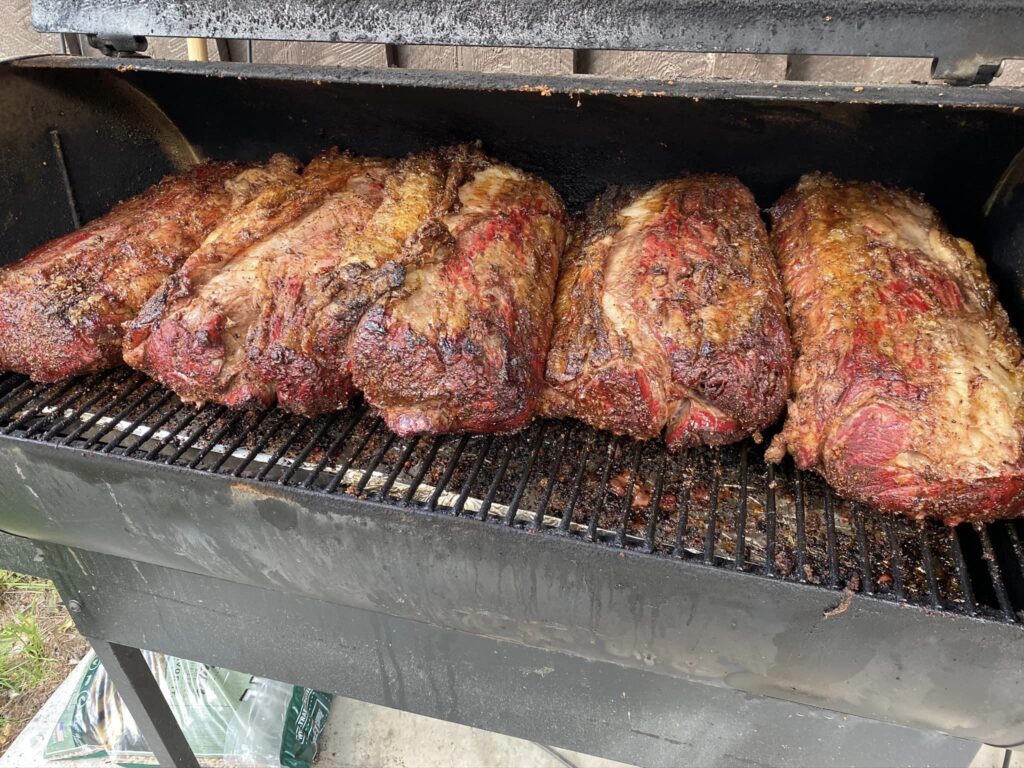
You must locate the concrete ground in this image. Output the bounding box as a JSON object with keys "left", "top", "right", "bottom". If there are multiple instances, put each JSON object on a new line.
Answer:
{"left": 0, "top": 658, "right": 631, "bottom": 768}
{"left": 1, "top": 659, "right": 1020, "bottom": 768}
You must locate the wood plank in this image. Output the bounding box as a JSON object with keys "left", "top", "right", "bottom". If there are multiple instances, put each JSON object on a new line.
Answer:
{"left": 1, "top": 0, "right": 61, "bottom": 59}
{"left": 220, "top": 39, "right": 252, "bottom": 62}
{"left": 146, "top": 37, "right": 199, "bottom": 60}
{"left": 577, "top": 51, "right": 787, "bottom": 80}
{"left": 996, "top": 59, "right": 1024, "bottom": 86}
{"left": 786, "top": 55, "right": 933, "bottom": 84}
{"left": 252, "top": 41, "right": 389, "bottom": 67}
{"left": 393, "top": 44, "right": 458, "bottom": 70}
{"left": 395, "top": 45, "right": 573, "bottom": 74}
{"left": 457, "top": 46, "right": 573, "bottom": 74}
{"left": 709, "top": 54, "right": 789, "bottom": 80}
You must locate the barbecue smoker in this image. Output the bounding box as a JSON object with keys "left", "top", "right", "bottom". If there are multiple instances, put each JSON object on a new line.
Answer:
{"left": 3, "top": 2, "right": 1024, "bottom": 766}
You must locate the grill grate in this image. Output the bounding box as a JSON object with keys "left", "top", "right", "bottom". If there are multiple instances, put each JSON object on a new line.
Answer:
{"left": 2, "top": 368, "right": 1023, "bottom": 624}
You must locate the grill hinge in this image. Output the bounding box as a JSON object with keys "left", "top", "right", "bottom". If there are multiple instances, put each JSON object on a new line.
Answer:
{"left": 86, "top": 33, "right": 149, "bottom": 57}
{"left": 932, "top": 56, "right": 1004, "bottom": 86}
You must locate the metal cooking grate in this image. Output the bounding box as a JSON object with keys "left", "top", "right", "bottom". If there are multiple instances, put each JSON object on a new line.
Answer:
{"left": 2, "top": 367, "right": 1023, "bottom": 624}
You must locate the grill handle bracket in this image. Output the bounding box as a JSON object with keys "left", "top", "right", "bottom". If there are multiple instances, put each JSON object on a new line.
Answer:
{"left": 86, "top": 33, "right": 149, "bottom": 57}
{"left": 932, "top": 56, "right": 1004, "bottom": 86}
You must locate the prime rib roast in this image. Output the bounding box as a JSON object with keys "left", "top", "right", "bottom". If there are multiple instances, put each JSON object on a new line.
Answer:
{"left": 348, "top": 144, "right": 568, "bottom": 435}
{"left": 542, "top": 175, "right": 791, "bottom": 448}
{"left": 8, "top": 142, "right": 1024, "bottom": 523}
{"left": 124, "top": 151, "right": 394, "bottom": 410}
{"left": 254, "top": 148, "right": 455, "bottom": 418}
{"left": 765, "top": 174, "right": 1024, "bottom": 524}
{"left": 0, "top": 160, "right": 282, "bottom": 382}
{"left": 125, "top": 144, "right": 567, "bottom": 433}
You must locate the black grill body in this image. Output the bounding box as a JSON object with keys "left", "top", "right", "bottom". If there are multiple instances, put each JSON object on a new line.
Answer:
{"left": 2, "top": 56, "right": 1024, "bottom": 765}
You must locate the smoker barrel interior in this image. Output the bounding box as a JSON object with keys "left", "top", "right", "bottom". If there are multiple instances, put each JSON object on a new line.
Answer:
{"left": 3, "top": 56, "right": 1024, "bottom": 757}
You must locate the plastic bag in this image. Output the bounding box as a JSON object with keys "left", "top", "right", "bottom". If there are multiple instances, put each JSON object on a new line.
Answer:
{"left": 45, "top": 651, "right": 331, "bottom": 767}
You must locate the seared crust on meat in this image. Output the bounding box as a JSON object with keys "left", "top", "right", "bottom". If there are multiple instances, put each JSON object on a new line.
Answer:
{"left": 271, "top": 149, "right": 451, "bottom": 417}
{"left": 124, "top": 154, "right": 308, "bottom": 407}
{"left": 123, "top": 151, "right": 396, "bottom": 410}
{"left": 543, "top": 175, "right": 790, "bottom": 449}
{"left": 246, "top": 152, "right": 400, "bottom": 415}
{"left": 766, "top": 173, "right": 1024, "bottom": 524}
{"left": 123, "top": 144, "right": 565, "bottom": 428}
{"left": 0, "top": 162, "right": 263, "bottom": 381}
{"left": 348, "top": 144, "right": 568, "bottom": 435}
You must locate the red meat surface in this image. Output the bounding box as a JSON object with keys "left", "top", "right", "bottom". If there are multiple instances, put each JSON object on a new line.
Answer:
{"left": 348, "top": 145, "right": 567, "bottom": 434}
{"left": 765, "top": 174, "right": 1024, "bottom": 524}
{"left": 543, "top": 175, "right": 790, "bottom": 448}
{"left": 0, "top": 161, "right": 273, "bottom": 381}
{"left": 122, "top": 152, "right": 378, "bottom": 408}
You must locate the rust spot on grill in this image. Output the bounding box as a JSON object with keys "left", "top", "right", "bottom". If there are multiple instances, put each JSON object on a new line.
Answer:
{"left": 230, "top": 481, "right": 301, "bottom": 508}
{"left": 823, "top": 573, "right": 860, "bottom": 619}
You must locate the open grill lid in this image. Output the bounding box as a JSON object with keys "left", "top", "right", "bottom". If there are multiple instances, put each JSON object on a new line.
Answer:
{"left": 31, "top": 0, "right": 1024, "bottom": 85}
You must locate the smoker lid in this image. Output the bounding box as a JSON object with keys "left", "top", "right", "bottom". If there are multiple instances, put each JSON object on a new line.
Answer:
{"left": 31, "top": 0, "right": 1024, "bottom": 84}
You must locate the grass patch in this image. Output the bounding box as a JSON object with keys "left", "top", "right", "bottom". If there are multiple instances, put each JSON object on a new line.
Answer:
{"left": 0, "top": 608, "right": 54, "bottom": 693}
{"left": 0, "top": 571, "right": 51, "bottom": 595}
{"left": 0, "top": 569, "right": 87, "bottom": 752}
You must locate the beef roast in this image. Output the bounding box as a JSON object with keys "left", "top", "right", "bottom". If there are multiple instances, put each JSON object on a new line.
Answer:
{"left": 348, "top": 145, "right": 568, "bottom": 435}
{"left": 124, "top": 144, "right": 563, "bottom": 427}
{"left": 252, "top": 149, "right": 448, "bottom": 416}
{"left": 765, "top": 174, "right": 1024, "bottom": 524}
{"left": 0, "top": 161, "right": 277, "bottom": 381}
{"left": 543, "top": 175, "right": 790, "bottom": 448}
{"left": 123, "top": 151, "right": 393, "bottom": 408}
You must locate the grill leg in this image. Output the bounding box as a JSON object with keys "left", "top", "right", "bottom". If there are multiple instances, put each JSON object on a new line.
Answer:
{"left": 86, "top": 640, "right": 200, "bottom": 768}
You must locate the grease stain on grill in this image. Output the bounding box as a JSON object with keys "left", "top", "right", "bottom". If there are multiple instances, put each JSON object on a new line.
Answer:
{"left": 0, "top": 368, "right": 1018, "bottom": 624}
{"left": 228, "top": 483, "right": 303, "bottom": 532}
